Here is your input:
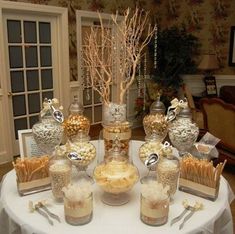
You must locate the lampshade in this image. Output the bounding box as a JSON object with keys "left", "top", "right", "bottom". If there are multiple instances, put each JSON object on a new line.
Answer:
{"left": 198, "top": 54, "right": 219, "bottom": 71}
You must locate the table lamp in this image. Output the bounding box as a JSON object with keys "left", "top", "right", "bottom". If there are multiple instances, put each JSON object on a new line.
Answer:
{"left": 198, "top": 54, "right": 219, "bottom": 96}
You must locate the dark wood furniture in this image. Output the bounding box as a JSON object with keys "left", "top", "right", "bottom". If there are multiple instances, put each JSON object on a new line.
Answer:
{"left": 200, "top": 98, "right": 235, "bottom": 165}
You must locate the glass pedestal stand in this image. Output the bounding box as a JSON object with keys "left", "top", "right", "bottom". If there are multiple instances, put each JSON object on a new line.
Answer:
{"left": 101, "top": 192, "right": 130, "bottom": 206}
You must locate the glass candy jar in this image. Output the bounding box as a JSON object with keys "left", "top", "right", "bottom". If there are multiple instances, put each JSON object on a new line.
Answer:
{"left": 49, "top": 146, "right": 72, "bottom": 201}
{"left": 103, "top": 121, "right": 132, "bottom": 160}
{"left": 62, "top": 182, "right": 93, "bottom": 225}
{"left": 140, "top": 181, "right": 170, "bottom": 226}
{"left": 168, "top": 106, "right": 199, "bottom": 156}
{"left": 156, "top": 153, "right": 180, "bottom": 200}
{"left": 63, "top": 96, "right": 90, "bottom": 140}
{"left": 94, "top": 138, "right": 139, "bottom": 206}
{"left": 32, "top": 99, "right": 64, "bottom": 154}
{"left": 66, "top": 135, "right": 96, "bottom": 183}
{"left": 143, "top": 97, "right": 168, "bottom": 142}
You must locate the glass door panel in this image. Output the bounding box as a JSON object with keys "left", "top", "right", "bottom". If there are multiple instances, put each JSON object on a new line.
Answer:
{"left": 5, "top": 17, "right": 54, "bottom": 145}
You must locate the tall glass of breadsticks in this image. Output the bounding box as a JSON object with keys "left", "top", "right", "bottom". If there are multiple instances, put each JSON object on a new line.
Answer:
{"left": 94, "top": 137, "right": 139, "bottom": 206}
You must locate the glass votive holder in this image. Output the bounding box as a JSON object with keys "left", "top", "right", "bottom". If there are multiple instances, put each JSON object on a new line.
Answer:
{"left": 140, "top": 193, "right": 169, "bottom": 226}
{"left": 64, "top": 192, "right": 93, "bottom": 225}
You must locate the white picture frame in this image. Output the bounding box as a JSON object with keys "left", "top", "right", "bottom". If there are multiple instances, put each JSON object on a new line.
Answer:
{"left": 18, "top": 129, "right": 44, "bottom": 158}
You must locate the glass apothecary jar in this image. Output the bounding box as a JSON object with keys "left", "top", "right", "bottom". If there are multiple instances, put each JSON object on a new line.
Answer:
{"left": 156, "top": 153, "right": 180, "bottom": 200}
{"left": 168, "top": 106, "right": 199, "bottom": 156}
{"left": 32, "top": 98, "right": 64, "bottom": 154}
{"left": 140, "top": 181, "right": 170, "bottom": 226}
{"left": 103, "top": 121, "right": 132, "bottom": 160}
{"left": 65, "top": 135, "right": 96, "bottom": 183}
{"left": 62, "top": 182, "right": 93, "bottom": 225}
{"left": 49, "top": 146, "right": 72, "bottom": 202}
{"left": 143, "top": 97, "right": 168, "bottom": 142}
{"left": 93, "top": 138, "right": 139, "bottom": 206}
{"left": 63, "top": 96, "right": 90, "bottom": 140}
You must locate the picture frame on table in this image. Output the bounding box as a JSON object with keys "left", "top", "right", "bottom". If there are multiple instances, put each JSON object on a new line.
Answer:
{"left": 204, "top": 76, "right": 218, "bottom": 97}
{"left": 18, "top": 129, "right": 44, "bottom": 158}
{"left": 228, "top": 26, "right": 235, "bottom": 66}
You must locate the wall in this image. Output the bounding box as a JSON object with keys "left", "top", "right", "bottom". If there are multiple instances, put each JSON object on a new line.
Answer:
{"left": 6, "top": 0, "right": 235, "bottom": 81}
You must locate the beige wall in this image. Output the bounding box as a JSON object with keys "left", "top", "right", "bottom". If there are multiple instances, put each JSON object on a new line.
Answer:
{"left": 5, "top": 0, "right": 235, "bottom": 78}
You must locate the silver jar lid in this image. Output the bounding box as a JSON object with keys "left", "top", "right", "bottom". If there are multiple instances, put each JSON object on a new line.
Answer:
{"left": 150, "top": 97, "right": 166, "bottom": 114}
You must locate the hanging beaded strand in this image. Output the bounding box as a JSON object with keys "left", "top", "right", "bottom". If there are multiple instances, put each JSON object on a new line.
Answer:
{"left": 143, "top": 53, "right": 147, "bottom": 111}
{"left": 137, "top": 47, "right": 142, "bottom": 97}
{"left": 86, "top": 67, "right": 90, "bottom": 101}
{"left": 154, "top": 26, "right": 158, "bottom": 70}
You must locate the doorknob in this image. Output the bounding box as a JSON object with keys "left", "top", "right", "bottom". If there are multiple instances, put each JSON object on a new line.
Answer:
{"left": 8, "top": 91, "right": 13, "bottom": 97}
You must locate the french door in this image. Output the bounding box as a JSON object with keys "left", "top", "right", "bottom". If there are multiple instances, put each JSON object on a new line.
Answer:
{"left": 0, "top": 2, "right": 70, "bottom": 159}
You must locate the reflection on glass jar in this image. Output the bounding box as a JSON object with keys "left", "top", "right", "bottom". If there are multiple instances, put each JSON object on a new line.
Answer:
{"left": 64, "top": 192, "right": 93, "bottom": 225}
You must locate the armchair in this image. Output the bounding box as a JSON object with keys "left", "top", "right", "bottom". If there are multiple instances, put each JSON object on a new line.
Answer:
{"left": 200, "top": 98, "right": 235, "bottom": 165}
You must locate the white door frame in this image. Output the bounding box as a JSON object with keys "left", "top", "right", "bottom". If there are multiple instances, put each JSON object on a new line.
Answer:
{"left": 0, "top": 0, "right": 70, "bottom": 163}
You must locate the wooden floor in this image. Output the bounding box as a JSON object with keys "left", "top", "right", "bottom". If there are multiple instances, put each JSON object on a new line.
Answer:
{"left": 0, "top": 127, "right": 234, "bottom": 230}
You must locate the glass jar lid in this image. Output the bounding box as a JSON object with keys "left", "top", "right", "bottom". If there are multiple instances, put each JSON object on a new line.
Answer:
{"left": 150, "top": 96, "right": 166, "bottom": 114}
{"left": 178, "top": 106, "right": 192, "bottom": 118}
{"left": 69, "top": 95, "right": 84, "bottom": 114}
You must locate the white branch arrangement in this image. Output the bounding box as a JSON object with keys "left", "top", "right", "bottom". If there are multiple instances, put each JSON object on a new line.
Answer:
{"left": 83, "top": 8, "right": 157, "bottom": 105}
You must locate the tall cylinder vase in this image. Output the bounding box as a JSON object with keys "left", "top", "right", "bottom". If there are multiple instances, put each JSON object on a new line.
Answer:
{"left": 102, "top": 102, "right": 132, "bottom": 159}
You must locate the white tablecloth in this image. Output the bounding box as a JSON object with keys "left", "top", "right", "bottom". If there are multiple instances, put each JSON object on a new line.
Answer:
{"left": 0, "top": 140, "right": 234, "bottom": 234}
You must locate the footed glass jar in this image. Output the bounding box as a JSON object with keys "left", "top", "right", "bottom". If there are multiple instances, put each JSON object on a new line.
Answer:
{"left": 143, "top": 97, "right": 168, "bottom": 142}
{"left": 66, "top": 135, "right": 96, "bottom": 183}
{"left": 168, "top": 106, "right": 199, "bottom": 156}
{"left": 32, "top": 99, "right": 64, "bottom": 154}
{"left": 49, "top": 146, "right": 72, "bottom": 201}
{"left": 63, "top": 96, "right": 90, "bottom": 140}
{"left": 94, "top": 139, "right": 139, "bottom": 206}
{"left": 157, "top": 154, "right": 180, "bottom": 199}
{"left": 32, "top": 113, "right": 64, "bottom": 154}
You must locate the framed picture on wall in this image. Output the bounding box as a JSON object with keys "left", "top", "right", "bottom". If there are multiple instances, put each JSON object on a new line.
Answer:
{"left": 18, "top": 129, "right": 44, "bottom": 158}
{"left": 204, "top": 76, "right": 218, "bottom": 97}
{"left": 228, "top": 26, "right": 235, "bottom": 66}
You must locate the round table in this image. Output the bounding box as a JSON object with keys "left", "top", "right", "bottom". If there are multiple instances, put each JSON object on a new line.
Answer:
{"left": 0, "top": 140, "right": 234, "bottom": 234}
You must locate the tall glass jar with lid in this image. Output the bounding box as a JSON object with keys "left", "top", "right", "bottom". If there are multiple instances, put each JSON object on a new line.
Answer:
{"left": 168, "top": 106, "right": 199, "bottom": 156}
{"left": 94, "top": 138, "right": 139, "bottom": 206}
{"left": 102, "top": 102, "right": 132, "bottom": 160}
{"left": 143, "top": 96, "right": 168, "bottom": 143}
{"left": 63, "top": 95, "right": 90, "bottom": 140}
{"left": 49, "top": 146, "right": 72, "bottom": 202}
{"left": 32, "top": 98, "right": 64, "bottom": 154}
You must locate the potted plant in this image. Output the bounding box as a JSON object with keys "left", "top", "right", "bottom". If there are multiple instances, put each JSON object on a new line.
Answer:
{"left": 148, "top": 26, "right": 200, "bottom": 107}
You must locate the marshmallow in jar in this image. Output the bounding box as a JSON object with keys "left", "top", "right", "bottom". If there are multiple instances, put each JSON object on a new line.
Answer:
{"left": 168, "top": 106, "right": 199, "bottom": 156}
{"left": 141, "top": 181, "right": 170, "bottom": 226}
{"left": 63, "top": 96, "right": 90, "bottom": 140}
{"left": 62, "top": 182, "right": 93, "bottom": 225}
